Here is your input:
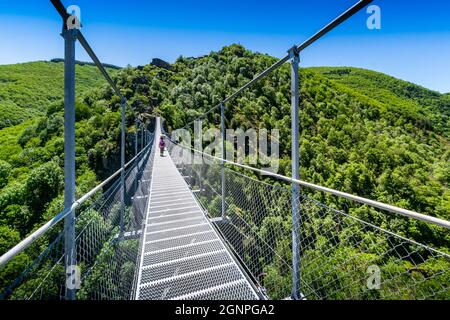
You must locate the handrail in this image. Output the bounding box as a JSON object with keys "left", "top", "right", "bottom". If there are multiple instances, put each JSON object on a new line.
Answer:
{"left": 0, "top": 138, "right": 154, "bottom": 268}
{"left": 206, "top": 1, "right": 373, "bottom": 118}
{"left": 168, "top": 139, "right": 450, "bottom": 230}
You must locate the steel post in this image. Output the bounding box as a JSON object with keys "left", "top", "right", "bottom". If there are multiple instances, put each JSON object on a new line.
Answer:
{"left": 144, "top": 129, "right": 147, "bottom": 147}
{"left": 194, "top": 120, "right": 203, "bottom": 192}
{"left": 135, "top": 120, "right": 139, "bottom": 157}
{"left": 62, "top": 27, "right": 78, "bottom": 301}
{"left": 289, "top": 46, "right": 301, "bottom": 299}
{"left": 141, "top": 125, "right": 144, "bottom": 151}
{"left": 220, "top": 102, "right": 226, "bottom": 220}
{"left": 135, "top": 120, "right": 139, "bottom": 193}
{"left": 120, "top": 98, "right": 126, "bottom": 237}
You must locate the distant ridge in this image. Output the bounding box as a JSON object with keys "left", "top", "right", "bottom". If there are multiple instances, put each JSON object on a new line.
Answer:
{"left": 151, "top": 58, "right": 172, "bottom": 71}
{"left": 50, "top": 58, "right": 121, "bottom": 70}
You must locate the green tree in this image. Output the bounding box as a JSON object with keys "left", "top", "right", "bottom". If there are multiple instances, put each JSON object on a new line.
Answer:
{"left": 23, "top": 162, "right": 63, "bottom": 215}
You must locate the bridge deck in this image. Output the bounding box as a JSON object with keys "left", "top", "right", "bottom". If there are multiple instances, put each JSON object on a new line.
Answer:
{"left": 135, "top": 121, "right": 259, "bottom": 300}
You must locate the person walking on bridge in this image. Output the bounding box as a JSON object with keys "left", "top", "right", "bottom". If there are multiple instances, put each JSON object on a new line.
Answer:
{"left": 159, "top": 136, "right": 166, "bottom": 157}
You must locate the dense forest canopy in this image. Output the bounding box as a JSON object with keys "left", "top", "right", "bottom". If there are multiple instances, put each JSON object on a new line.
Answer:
{"left": 0, "top": 44, "right": 448, "bottom": 299}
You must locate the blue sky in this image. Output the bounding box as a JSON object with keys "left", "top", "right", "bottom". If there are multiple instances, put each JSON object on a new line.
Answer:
{"left": 1, "top": 0, "right": 450, "bottom": 92}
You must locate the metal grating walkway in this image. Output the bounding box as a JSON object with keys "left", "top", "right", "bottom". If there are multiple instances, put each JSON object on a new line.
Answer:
{"left": 135, "top": 120, "right": 259, "bottom": 300}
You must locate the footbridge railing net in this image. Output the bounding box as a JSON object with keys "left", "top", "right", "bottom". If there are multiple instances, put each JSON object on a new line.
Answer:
{"left": 167, "top": 140, "right": 450, "bottom": 300}
{"left": 0, "top": 134, "right": 155, "bottom": 300}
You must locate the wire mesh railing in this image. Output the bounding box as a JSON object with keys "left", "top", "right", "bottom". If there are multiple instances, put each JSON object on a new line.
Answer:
{"left": 1, "top": 0, "right": 448, "bottom": 302}
{"left": 167, "top": 139, "right": 450, "bottom": 300}
{"left": 0, "top": 133, "right": 155, "bottom": 300}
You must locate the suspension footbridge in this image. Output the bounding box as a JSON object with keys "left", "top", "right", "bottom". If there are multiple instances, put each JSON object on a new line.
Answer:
{"left": 0, "top": 0, "right": 449, "bottom": 301}
{"left": 134, "top": 119, "right": 260, "bottom": 300}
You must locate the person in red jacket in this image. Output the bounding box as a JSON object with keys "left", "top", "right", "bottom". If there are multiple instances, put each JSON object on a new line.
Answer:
{"left": 159, "top": 136, "right": 166, "bottom": 157}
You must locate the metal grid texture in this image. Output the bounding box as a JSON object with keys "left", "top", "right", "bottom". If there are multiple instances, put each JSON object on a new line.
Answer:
{"left": 135, "top": 125, "right": 259, "bottom": 300}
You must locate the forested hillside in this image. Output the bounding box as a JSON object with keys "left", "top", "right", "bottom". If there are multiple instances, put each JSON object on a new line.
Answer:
{"left": 0, "top": 45, "right": 448, "bottom": 299}
{"left": 157, "top": 46, "right": 449, "bottom": 222}
{"left": 0, "top": 61, "right": 130, "bottom": 257}
{"left": 0, "top": 61, "right": 115, "bottom": 129}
